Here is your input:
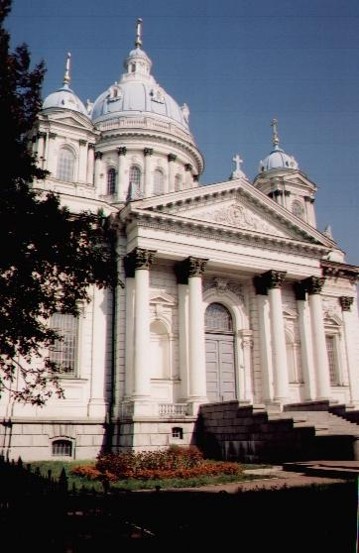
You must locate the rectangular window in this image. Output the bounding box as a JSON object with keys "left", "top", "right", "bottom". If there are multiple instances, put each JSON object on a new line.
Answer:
{"left": 326, "top": 334, "right": 339, "bottom": 386}
{"left": 49, "top": 313, "right": 78, "bottom": 376}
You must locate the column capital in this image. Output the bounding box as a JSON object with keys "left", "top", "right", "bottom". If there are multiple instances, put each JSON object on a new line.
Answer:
{"left": 79, "top": 139, "right": 87, "bottom": 146}
{"left": 174, "top": 256, "right": 208, "bottom": 284}
{"left": 185, "top": 163, "right": 193, "bottom": 172}
{"left": 49, "top": 132, "right": 57, "bottom": 139}
{"left": 168, "top": 153, "right": 177, "bottom": 162}
{"left": 144, "top": 147, "right": 153, "bottom": 156}
{"left": 303, "top": 276, "right": 325, "bottom": 295}
{"left": 253, "top": 270, "right": 286, "bottom": 295}
{"left": 124, "top": 247, "right": 156, "bottom": 277}
{"left": 95, "top": 151, "right": 103, "bottom": 160}
{"left": 339, "top": 296, "right": 354, "bottom": 312}
{"left": 117, "top": 146, "right": 127, "bottom": 156}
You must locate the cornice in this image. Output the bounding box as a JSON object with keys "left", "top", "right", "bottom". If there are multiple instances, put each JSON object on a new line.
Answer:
{"left": 124, "top": 209, "right": 330, "bottom": 258}
{"left": 321, "top": 259, "right": 359, "bottom": 284}
{"left": 132, "top": 183, "right": 332, "bottom": 246}
{"left": 97, "top": 129, "right": 204, "bottom": 172}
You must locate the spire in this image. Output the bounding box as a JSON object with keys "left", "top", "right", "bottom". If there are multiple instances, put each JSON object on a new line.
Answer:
{"left": 135, "top": 18, "right": 143, "bottom": 48}
{"left": 63, "top": 52, "right": 71, "bottom": 88}
{"left": 271, "top": 117, "right": 280, "bottom": 149}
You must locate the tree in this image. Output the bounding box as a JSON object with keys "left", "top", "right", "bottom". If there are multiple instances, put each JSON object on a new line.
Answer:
{"left": 0, "top": 0, "right": 121, "bottom": 405}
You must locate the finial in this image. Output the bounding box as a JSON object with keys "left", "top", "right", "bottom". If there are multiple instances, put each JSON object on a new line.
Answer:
{"left": 271, "top": 118, "right": 280, "bottom": 148}
{"left": 63, "top": 52, "right": 71, "bottom": 87}
{"left": 135, "top": 18, "right": 143, "bottom": 48}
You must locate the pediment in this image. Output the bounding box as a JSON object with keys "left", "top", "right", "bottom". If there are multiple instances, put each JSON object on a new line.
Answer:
{"left": 131, "top": 181, "right": 335, "bottom": 248}
{"left": 149, "top": 291, "right": 176, "bottom": 305}
{"left": 182, "top": 198, "right": 291, "bottom": 238}
{"left": 40, "top": 110, "right": 93, "bottom": 131}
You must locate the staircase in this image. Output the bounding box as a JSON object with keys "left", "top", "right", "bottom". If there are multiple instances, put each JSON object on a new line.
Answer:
{"left": 196, "top": 400, "right": 359, "bottom": 464}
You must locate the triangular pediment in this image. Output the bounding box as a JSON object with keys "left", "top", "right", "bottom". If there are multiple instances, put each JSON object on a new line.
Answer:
{"left": 40, "top": 110, "right": 93, "bottom": 131}
{"left": 125, "top": 179, "right": 336, "bottom": 248}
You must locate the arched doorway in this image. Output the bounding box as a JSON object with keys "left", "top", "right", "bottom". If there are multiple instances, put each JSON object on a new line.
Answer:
{"left": 205, "top": 302, "right": 236, "bottom": 402}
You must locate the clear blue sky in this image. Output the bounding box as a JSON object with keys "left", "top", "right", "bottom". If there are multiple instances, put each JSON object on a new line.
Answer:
{"left": 7, "top": 0, "right": 359, "bottom": 265}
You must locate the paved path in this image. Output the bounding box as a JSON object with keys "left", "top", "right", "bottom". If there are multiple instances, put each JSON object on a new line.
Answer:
{"left": 162, "top": 462, "right": 357, "bottom": 494}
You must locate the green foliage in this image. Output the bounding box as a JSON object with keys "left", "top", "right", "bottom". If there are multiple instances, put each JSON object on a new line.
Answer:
{"left": 0, "top": 0, "right": 121, "bottom": 405}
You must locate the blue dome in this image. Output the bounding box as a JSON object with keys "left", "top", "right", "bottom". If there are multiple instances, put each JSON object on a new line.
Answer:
{"left": 43, "top": 83, "right": 88, "bottom": 116}
{"left": 259, "top": 145, "right": 298, "bottom": 173}
{"left": 91, "top": 45, "right": 190, "bottom": 131}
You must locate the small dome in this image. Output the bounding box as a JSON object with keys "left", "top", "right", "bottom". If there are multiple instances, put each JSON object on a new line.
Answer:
{"left": 91, "top": 20, "right": 190, "bottom": 131}
{"left": 42, "top": 53, "right": 88, "bottom": 117}
{"left": 43, "top": 84, "right": 88, "bottom": 115}
{"left": 259, "top": 144, "right": 298, "bottom": 173}
{"left": 258, "top": 118, "right": 298, "bottom": 173}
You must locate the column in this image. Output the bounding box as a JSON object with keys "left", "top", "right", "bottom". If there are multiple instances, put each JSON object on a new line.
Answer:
{"left": 175, "top": 256, "right": 208, "bottom": 413}
{"left": 78, "top": 139, "right": 87, "bottom": 183}
{"left": 294, "top": 281, "right": 315, "bottom": 400}
{"left": 46, "top": 132, "right": 57, "bottom": 175}
{"left": 168, "top": 153, "right": 177, "bottom": 192}
{"left": 254, "top": 270, "right": 289, "bottom": 404}
{"left": 144, "top": 147, "right": 153, "bottom": 196}
{"left": 124, "top": 248, "right": 156, "bottom": 404}
{"left": 86, "top": 143, "right": 95, "bottom": 185}
{"left": 94, "top": 151, "right": 103, "bottom": 192}
{"left": 305, "top": 276, "right": 330, "bottom": 399}
{"left": 177, "top": 282, "right": 189, "bottom": 399}
{"left": 88, "top": 286, "right": 108, "bottom": 417}
{"left": 340, "top": 296, "right": 359, "bottom": 406}
{"left": 123, "top": 259, "right": 135, "bottom": 398}
{"left": 185, "top": 163, "right": 193, "bottom": 188}
{"left": 36, "top": 131, "right": 46, "bottom": 169}
{"left": 253, "top": 276, "right": 273, "bottom": 402}
{"left": 117, "top": 146, "right": 127, "bottom": 200}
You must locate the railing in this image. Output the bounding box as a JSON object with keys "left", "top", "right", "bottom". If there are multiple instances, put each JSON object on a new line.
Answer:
{"left": 159, "top": 403, "right": 188, "bottom": 417}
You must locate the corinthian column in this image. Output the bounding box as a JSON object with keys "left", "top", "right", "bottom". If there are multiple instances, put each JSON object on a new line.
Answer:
{"left": 124, "top": 247, "right": 156, "bottom": 407}
{"left": 175, "top": 256, "right": 208, "bottom": 414}
{"left": 304, "top": 276, "right": 330, "bottom": 399}
{"left": 340, "top": 296, "right": 359, "bottom": 406}
{"left": 253, "top": 270, "right": 289, "bottom": 405}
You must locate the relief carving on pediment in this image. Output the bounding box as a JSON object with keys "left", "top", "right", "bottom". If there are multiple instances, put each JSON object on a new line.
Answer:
{"left": 197, "top": 203, "right": 281, "bottom": 235}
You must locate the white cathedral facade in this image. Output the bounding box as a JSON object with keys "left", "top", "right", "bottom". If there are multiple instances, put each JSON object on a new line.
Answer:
{"left": 1, "top": 20, "right": 359, "bottom": 461}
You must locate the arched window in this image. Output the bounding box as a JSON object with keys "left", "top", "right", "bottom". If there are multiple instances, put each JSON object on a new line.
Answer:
{"left": 52, "top": 439, "right": 73, "bottom": 457}
{"left": 49, "top": 313, "right": 78, "bottom": 376}
{"left": 107, "top": 167, "right": 116, "bottom": 195}
{"left": 205, "top": 303, "right": 233, "bottom": 332}
{"left": 129, "top": 165, "right": 141, "bottom": 190}
{"left": 174, "top": 174, "right": 182, "bottom": 192}
{"left": 153, "top": 168, "right": 164, "bottom": 195}
{"left": 57, "top": 148, "right": 75, "bottom": 182}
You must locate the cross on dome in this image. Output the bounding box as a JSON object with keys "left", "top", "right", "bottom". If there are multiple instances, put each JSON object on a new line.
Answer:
{"left": 63, "top": 52, "right": 71, "bottom": 87}
{"left": 271, "top": 118, "right": 280, "bottom": 148}
{"left": 135, "top": 18, "right": 143, "bottom": 48}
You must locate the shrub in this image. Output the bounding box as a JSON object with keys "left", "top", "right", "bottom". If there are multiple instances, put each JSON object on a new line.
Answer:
{"left": 70, "top": 445, "right": 243, "bottom": 482}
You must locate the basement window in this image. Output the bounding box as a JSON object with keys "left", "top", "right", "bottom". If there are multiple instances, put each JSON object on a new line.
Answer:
{"left": 172, "top": 427, "right": 183, "bottom": 440}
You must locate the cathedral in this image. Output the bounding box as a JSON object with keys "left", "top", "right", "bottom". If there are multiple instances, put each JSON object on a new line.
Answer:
{"left": 2, "top": 19, "right": 359, "bottom": 462}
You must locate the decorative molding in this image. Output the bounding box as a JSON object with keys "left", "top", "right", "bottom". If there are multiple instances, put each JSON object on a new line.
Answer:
{"left": 174, "top": 256, "right": 208, "bottom": 284}
{"left": 339, "top": 296, "right": 354, "bottom": 312}
{"left": 123, "top": 247, "right": 156, "bottom": 277}
{"left": 321, "top": 259, "right": 359, "bottom": 284}
{"left": 203, "top": 277, "right": 244, "bottom": 303}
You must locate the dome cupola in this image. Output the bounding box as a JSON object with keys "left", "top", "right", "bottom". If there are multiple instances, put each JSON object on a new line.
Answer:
{"left": 42, "top": 53, "right": 88, "bottom": 116}
{"left": 258, "top": 118, "right": 298, "bottom": 173}
{"left": 90, "top": 19, "right": 191, "bottom": 133}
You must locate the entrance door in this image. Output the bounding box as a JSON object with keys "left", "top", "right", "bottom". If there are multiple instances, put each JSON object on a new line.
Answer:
{"left": 205, "top": 303, "right": 236, "bottom": 403}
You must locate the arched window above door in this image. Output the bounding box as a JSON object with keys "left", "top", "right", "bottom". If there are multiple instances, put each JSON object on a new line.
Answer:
{"left": 205, "top": 302, "right": 233, "bottom": 332}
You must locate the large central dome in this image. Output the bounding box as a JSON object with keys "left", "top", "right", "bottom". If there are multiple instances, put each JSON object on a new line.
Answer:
{"left": 91, "top": 20, "right": 190, "bottom": 132}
